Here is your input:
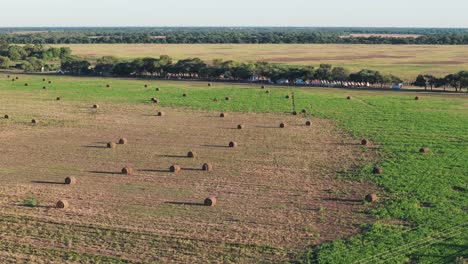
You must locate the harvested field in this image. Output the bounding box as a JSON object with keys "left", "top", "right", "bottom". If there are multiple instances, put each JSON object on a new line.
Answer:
{"left": 54, "top": 44, "right": 468, "bottom": 80}
{"left": 0, "top": 87, "right": 378, "bottom": 262}
{"left": 0, "top": 74, "right": 466, "bottom": 263}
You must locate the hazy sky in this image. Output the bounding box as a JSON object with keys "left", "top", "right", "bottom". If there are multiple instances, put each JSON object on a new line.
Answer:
{"left": 1, "top": 0, "right": 467, "bottom": 28}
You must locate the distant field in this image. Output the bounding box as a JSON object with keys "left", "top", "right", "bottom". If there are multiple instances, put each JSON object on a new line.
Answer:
{"left": 55, "top": 44, "right": 468, "bottom": 81}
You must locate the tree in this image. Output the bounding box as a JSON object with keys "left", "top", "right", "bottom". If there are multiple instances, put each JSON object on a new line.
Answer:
{"left": 26, "top": 57, "right": 44, "bottom": 72}
{"left": 457, "top": 71, "right": 468, "bottom": 92}
{"left": 331, "top": 67, "right": 350, "bottom": 81}
{"left": 424, "top": 75, "right": 436, "bottom": 91}
{"left": 0, "top": 56, "right": 11, "bottom": 69}
{"left": 233, "top": 63, "right": 256, "bottom": 80}
{"left": 7, "top": 45, "right": 28, "bottom": 60}
{"left": 95, "top": 56, "right": 119, "bottom": 75}
{"left": 61, "top": 57, "right": 90, "bottom": 74}
{"left": 59, "top": 47, "right": 72, "bottom": 59}
{"left": 349, "top": 69, "right": 383, "bottom": 84}
{"left": 315, "top": 64, "right": 333, "bottom": 80}
{"left": 113, "top": 62, "right": 135, "bottom": 76}
{"left": 141, "top": 57, "right": 160, "bottom": 75}
{"left": 413, "top": 75, "right": 427, "bottom": 89}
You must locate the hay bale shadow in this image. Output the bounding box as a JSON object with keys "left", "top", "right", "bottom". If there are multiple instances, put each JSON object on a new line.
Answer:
{"left": 164, "top": 201, "right": 205, "bottom": 206}
{"left": 201, "top": 144, "right": 230, "bottom": 148}
{"left": 82, "top": 145, "right": 108, "bottom": 149}
{"left": 139, "top": 169, "right": 171, "bottom": 173}
{"left": 181, "top": 167, "right": 204, "bottom": 171}
{"left": 31, "top": 181, "right": 65, "bottom": 185}
{"left": 16, "top": 204, "right": 55, "bottom": 209}
{"left": 323, "top": 197, "right": 362, "bottom": 203}
{"left": 254, "top": 125, "right": 278, "bottom": 129}
{"left": 88, "top": 170, "right": 122, "bottom": 175}
{"left": 158, "top": 155, "right": 188, "bottom": 158}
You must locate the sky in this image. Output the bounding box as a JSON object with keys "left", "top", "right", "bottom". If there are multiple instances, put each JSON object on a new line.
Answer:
{"left": 1, "top": 0, "right": 467, "bottom": 28}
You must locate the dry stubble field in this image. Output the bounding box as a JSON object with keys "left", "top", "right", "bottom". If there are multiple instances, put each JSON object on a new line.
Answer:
{"left": 53, "top": 44, "right": 468, "bottom": 80}
{"left": 0, "top": 86, "right": 379, "bottom": 262}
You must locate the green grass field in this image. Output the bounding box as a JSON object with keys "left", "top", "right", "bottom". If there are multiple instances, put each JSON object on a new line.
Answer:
{"left": 53, "top": 44, "right": 468, "bottom": 81}
{"left": 1, "top": 75, "right": 467, "bottom": 263}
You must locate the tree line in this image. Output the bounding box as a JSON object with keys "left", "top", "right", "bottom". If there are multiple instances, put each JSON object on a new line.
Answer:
{"left": 62, "top": 55, "right": 407, "bottom": 84}
{"left": 0, "top": 43, "right": 71, "bottom": 71}
{"left": 1, "top": 28, "right": 468, "bottom": 45}
{"left": 60, "top": 56, "right": 468, "bottom": 91}
{"left": 413, "top": 73, "right": 468, "bottom": 92}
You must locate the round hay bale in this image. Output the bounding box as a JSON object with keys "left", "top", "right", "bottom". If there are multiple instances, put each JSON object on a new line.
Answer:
{"left": 31, "top": 119, "right": 38, "bottom": 124}
{"left": 279, "top": 123, "right": 287, "bottom": 128}
{"left": 285, "top": 95, "right": 290, "bottom": 99}
{"left": 170, "top": 165, "right": 181, "bottom": 173}
{"left": 4, "top": 114, "right": 9, "bottom": 119}
{"left": 419, "top": 147, "right": 430, "bottom": 153}
{"left": 347, "top": 96, "right": 352, "bottom": 100}
{"left": 65, "top": 176, "right": 77, "bottom": 185}
{"left": 213, "top": 98, "right": 218, "bottom": 102}
{"left": 56, "top": 200, "right": 69, "bottom": 209}
{"left": 261, "top": 85, "right": 265, "bottom": 89}
{"left": 157, "top": 111, "right": 165, "bottom": 116}
{"left": 11, "top": 79, "right": 15, "bottom": 82}
{"left": 208, "top": 83, "right": 212, "bottom": 87}
{"left": 7, "top": 75, "right": 10, "bottom": 78}
{"left": 42, "top": 86, "right": 47, "bottom": 89}
{"left": 182, "top": 93, "right": 187, "bottom": 97}
{"left": 42, "top": 78, "right": 46, "bottom": 81}
{"left": 48, "top": 80, "right": 52, "bottom": 84}
{"left": 155, "top": 87, "right": 160, "bottom": 91}
{"left": 202, "top": 163, "right": 213, "bottom": 171}
{"left": 24, "top": 83, "right": 28, "bottom": 86}
{"left": 144, "top": 84, "right": 148, "bottom": 88}
{"left": 106, "top": 84, "right": 111, "bottom": 88}
{"left": 15, "top": 77, "right": 19, "bottom": 80}
{"left": 229, "top": 141, "right": 238, "bottom": 148}
{"left": 225, "top": 97, "right": 231, "bottom": 101}
{"left": 301, "top": 109, "right": 307, "bottom": 114}
{"left": 220, "top": 113, "right": 226, "bottom": 118}
{"left": 305, "top": 120, "right": 311, "bottom": 126}
{"left": 361, "top": 139, "right": 369, "bottom": 146}
{"left": 372, "top": 167, "right": 383, "bottom": 174}
{"left": 121, "top": 167, "right": 133, "bottom": 175}
{"left": 107, "top": 142, "right": 116, "bottom": 149}
{"left": 266, "top": 90, "right": 270, "bottom": 94}
{"left": 292, "top": 111, "right": 298, "bottom": 115}
{"left": 56, "top": 97, "right": 61, "bottom": 101}
{"left": 365, "top": 193, "right": 378, "bottom": 203}
{"left": 118, "top": 138, "right": 128, "bottom": 145}
{"left": 187, "top": 151, "right": 197, "bottom": 158}
{"left": 151, "top": 97, "right": 159, "bottom": 103}
{"left": 237, "top": 124, "right": 244, "bottom": 129}
{"left": 93, "top": 104, "right": 99, "bottom": 109}
{"left": 415, "top": 96, "right": 420, "bottom": 100}
{"left": 204, "top": 196, "right": 217, "bottom": 206}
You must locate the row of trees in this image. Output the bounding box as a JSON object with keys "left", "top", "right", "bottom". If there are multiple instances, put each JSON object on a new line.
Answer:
{"left": 0, "top": 43, "right": 71, "bottom": 71}
{"left": 61, "top": 55, "right": 404, "bottom": 86}
{"left": 1, "top": 28, "right": 467, "bottom": 45}
{"left": 413, "top": 72, "right": 468, "bottom": 92}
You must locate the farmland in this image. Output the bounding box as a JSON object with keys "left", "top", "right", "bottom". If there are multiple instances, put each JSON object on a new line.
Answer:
{"left": 53, "top": 44, "right": 468, "bottom": 80}
{"left": 0, "top": 75, "right": 467, "bottom": 263}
